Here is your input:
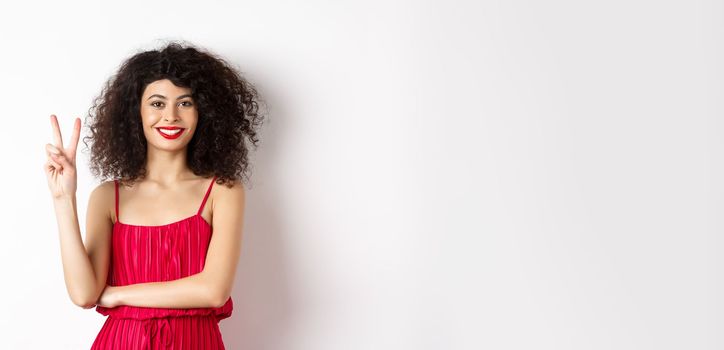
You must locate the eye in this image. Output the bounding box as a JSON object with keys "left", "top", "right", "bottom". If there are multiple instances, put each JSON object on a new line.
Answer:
{"left": 180, "top": 101, "right": 193, "bottom": 107}
{"left": 151, "top": 101, "right": 164, "bottom": 108}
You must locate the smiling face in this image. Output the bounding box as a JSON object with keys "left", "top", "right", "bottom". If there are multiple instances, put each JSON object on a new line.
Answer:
{"left": 140, "top": 79, "right": 198, "bottom": 151}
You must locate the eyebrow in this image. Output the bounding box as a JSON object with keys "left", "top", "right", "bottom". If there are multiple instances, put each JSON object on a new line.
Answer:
{"left": 146, "top": 94, "right": 193, "bottom": 100}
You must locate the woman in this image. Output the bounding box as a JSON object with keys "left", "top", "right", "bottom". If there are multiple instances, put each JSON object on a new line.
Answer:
{"left": 44, "top": 41, "right": 265, "bottom": 349}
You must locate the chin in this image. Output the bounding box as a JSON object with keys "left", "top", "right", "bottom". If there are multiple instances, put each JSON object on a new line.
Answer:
{"left": 148, "top": 142, "right": 189, "bottom": 153}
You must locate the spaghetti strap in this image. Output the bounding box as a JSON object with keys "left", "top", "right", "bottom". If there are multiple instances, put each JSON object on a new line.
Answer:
{"left": 197, "top": 176, "right": 217, "bottom": 215}
{"left": 114, "top": 179, "right": 119, "bottom": 223}
{"left": 92, "top": 173, "right": 233, "bottom": 345}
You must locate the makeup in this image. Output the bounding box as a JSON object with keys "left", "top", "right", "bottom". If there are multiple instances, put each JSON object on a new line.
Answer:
{"left": 156, "top": 126, "right": 185, "bottom": 140}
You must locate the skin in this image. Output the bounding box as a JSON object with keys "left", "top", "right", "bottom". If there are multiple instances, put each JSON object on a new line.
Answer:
{"left": 44, "top": 79, "right": 246, "bottom": 310}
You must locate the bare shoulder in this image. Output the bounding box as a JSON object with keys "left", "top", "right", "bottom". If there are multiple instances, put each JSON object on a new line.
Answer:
{"left": 87, "top": 180, "right": 116, "bottom": 223}
{"left": 210, "top": 178, "right": 246, "bottom": 218}
{"left": 212, "top": 179, "right": 245, "bottom": 206}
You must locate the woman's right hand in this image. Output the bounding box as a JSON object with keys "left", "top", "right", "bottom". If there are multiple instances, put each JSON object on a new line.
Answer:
{"left": 44, "top": 114, "right": 81, "bottom": 199}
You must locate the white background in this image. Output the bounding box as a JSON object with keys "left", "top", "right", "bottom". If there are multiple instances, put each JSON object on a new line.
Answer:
{"left": 0, "top": 0, "right": 720, "bottom": 349}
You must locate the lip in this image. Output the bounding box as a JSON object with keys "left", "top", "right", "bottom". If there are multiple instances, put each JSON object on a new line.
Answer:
{"left": 156, "top": 127, "right": 185, "bottom": 140}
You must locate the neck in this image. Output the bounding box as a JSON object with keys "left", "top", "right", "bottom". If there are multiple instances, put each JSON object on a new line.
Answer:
{"left": 144, "top": 147, "right": 194, "bottom": 185}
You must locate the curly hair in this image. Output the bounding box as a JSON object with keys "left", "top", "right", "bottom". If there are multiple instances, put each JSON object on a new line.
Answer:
{"left": 81, "top": 40, "right": 265, "bottom": 188}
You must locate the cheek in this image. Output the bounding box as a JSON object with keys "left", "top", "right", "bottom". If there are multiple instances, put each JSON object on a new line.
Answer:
{"left": 186, "top": 111, "right": 199, "bottom": 128}
{"left": 139, "top": 108, "right": 158, "bottom": 124}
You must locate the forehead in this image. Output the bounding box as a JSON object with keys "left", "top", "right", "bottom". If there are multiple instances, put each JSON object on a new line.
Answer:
{"left": 142, "top": 79, "right": 192, "bottom": 97}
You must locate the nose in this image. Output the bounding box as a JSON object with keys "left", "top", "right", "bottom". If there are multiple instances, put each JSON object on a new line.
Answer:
{"left": 163, "top": 113, "right": 179, "bottom": 122}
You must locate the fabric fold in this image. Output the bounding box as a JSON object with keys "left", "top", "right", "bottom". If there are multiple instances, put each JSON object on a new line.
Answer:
{"left": 95, "top": 213, "right": 233, "bottom": 322}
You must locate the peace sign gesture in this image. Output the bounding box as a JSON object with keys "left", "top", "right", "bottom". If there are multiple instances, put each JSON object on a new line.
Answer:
{"left": 44, "top": 114, "right": 81, "bottom": 199}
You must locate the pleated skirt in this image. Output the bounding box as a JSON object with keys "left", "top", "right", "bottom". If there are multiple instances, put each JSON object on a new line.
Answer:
{"left": 90, "top": 315, "right": 226, "bottom": 349}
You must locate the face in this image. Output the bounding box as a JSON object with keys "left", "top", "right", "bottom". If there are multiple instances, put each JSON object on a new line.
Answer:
{"left": 139, "top": 79, "right": 198, "bottom": 151}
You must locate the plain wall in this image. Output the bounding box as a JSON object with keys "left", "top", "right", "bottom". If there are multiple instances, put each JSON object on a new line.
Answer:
{"left": 0, "top": 0, "right": 720, "bottom": 349}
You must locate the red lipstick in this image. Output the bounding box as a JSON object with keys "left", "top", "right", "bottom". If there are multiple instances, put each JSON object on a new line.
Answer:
{"left": 156, "top": 126, "right": 185, "bottom": 140}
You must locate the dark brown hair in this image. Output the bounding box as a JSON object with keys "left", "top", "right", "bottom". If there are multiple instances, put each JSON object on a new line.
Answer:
{"left": 81, "top": 40, "right": 265, "bottom": 187}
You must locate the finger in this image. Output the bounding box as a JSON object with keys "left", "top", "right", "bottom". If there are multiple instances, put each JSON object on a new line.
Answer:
{"left": 51, "top": 153, "right": 73, "bottom": 170}
{"left": 50, "top": 158, "right": 62, "bottom": 171}
{"left": 46, "top": 143, "right": 61, "bottom": 156}
{"left": 67, "top": 117, "right": 80, "bottom": 157}
{"left": 50, "top": 114, "right": 64, "bottom": 148}
{"left": 46, "top": 158, "right": 62, "bottom": 172}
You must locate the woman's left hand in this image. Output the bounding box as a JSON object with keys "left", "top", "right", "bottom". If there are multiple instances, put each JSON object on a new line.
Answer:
{"left": 96, "top": 285, "right": 121, "bottom": 308}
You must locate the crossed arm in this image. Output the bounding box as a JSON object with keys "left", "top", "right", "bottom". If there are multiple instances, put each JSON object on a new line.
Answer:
{"left": 96, "top": 182, "right": 245, "bottom": 309}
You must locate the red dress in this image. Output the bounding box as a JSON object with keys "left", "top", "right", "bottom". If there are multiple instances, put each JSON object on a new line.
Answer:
{"left": 92, "top": 176, "right": 233, "bottom": 349}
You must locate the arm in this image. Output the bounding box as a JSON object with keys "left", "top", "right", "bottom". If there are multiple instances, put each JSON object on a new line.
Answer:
{"left": 54, "top": 195, "right": 95, "bottom": 308}
{"left": 46, "top": 113, "right": 113, "bottom": 309}
{"left": 105, "top": 180, "right": 246, "bottom": 309}
{"left": 55, "top": 182, "right": 113, "bottom": 309}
